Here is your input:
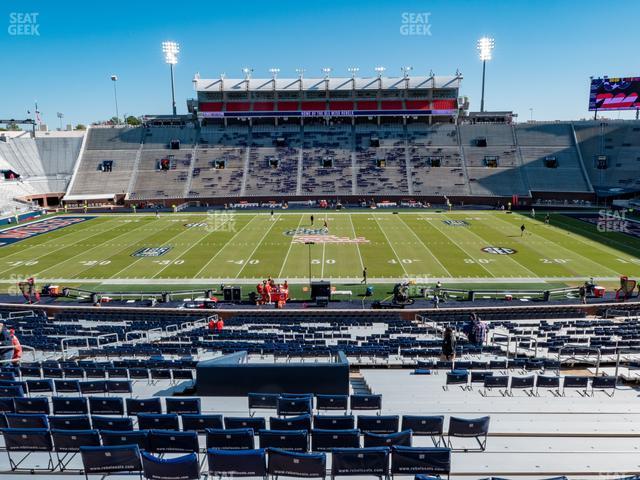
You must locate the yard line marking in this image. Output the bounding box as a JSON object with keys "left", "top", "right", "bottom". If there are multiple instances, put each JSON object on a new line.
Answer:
{"left": 397, "top": 215, "right": 451, "bottom": 277}
{"left": 235, "top": 214, "right": 281, "bottom": 279}
{"left": 450, "top": 213, "right": 538, "bottom": 278}
{"left": 150, "top": 217, "right": 234, "bottom": 279}
{"left": 0, "top": 218, "right": 125, "bottom": 274}
{"left": 348, "top": 213, "right": 365, "bottom": 271}
{"left": 278, "top": 214, "right": 305, "bottom": 278}
{"left": 491, "top": 214, "right": 620, "bottom": 277}
{"left": 24, "top": 219, "right": 148, "bottom": 277}
{"left": 372, "top": 214, "right": 409, "bottom": 277}
{"left": 425, "top": 216, "right": 496, "bottom": 278}
{"left": 193, "top": 215, "right": 260, "bottom": 279}
{"left": 321, "top": 212, "right": 327, "bottom": 279}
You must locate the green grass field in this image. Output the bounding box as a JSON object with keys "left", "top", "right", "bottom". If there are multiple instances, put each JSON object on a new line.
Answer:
{"left": 1, "top": 211, "right": 640, "bottom": 291}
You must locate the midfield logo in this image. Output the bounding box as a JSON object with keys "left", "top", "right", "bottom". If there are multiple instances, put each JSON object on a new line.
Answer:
{"left": 482, "top": 246, "right": 516, "bottom": 255}
{"left": 132, "top": 247, "right": 172, "bottom": 257}
{"left": 284, "top": 228, "right": 329, "bottom": 236}
{"left": 443, "top": 220, "right": 469, "bottom": 226}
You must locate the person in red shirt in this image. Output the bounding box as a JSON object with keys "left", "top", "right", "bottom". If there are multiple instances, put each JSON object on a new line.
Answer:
{"left": 9, "top": 329, "right": 22, "bottom": 364}
{"left": 265, "top": 281, "right": 273, "bottom": 304}
{"left": 208, "top": 319, "right": 215, "bottom": 333}
{"left": 216, "top": 318, "right": 224, "bottom": 332}
{"left": 256, "top": 283, "right": 264, "bottom": 305}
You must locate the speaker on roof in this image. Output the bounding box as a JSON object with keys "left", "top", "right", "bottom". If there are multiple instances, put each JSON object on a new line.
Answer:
{"left": 170, "top": 139, "right": 180, "bottom": 150}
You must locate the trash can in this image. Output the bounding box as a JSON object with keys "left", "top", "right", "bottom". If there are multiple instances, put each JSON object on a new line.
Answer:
{"left": 365, "top": 286, "right": 374, "bottom": 297}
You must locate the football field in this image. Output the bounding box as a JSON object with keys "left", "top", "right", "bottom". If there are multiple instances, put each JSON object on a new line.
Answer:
{"left": 1, "top": 211, "right": 640, "bottom": 287}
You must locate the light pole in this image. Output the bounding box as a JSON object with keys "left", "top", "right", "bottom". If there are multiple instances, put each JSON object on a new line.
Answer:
{"left": 305, "top": 241, "right": 315, "bottom": 284}
{"left": 477, "top": 37, "right": 494, "bottom": 112}
{"left": 162, "top": 41, "right": 180, "bottom": 116}
{"left": 56, "top": 112, "right": 63, "bottom": 130}
{"left": 110, "top": 75, "right": 119, "bottom": 123}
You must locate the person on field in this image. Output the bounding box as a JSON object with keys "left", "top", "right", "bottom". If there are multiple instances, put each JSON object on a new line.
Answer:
{"left": 520, "top": 224, "right": 526, "bottom": 236}
{"left": 310, "top": 214, "right": 314, "bottom": 225}
{"left": 579, "top": 284, "right": 587, "bottom": 304}
{"left": 545, "top": 213, "right": 550, "bottom": 224}
{"left": 361, "top": 267, "right": 368, "bottom": 284}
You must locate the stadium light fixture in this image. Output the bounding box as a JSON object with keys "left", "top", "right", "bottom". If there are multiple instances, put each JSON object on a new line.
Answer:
{"left": 162, "top": 41, "right": 180, "bottom": 115}
{"left": 242, "top": 67, "right": 253, "bottom": 79}
{"left": 347, "top": 67, "right": 359, "bottom": 78}
{"left": 401, "top": 66, "right": 413, "bottom": 78}
{"left": 322, "top": 67, "right": 332, "bottom": 78}
{"left": 477, "top": 36, "right": 494, "bottom": 112}
{"left": 374, "top": 66, "right": 386, "bottom": 77}
{"left": 269, "top": 67, "right": 280, "bottom": 81}
{"left": 110, "top": 75, "right": 119, "bottom": 124}
{"left": 296, "top": 68, "right": 306, "bottom": 79}
{"left": 56, "top": 112, "right": 64, "bottom": 131}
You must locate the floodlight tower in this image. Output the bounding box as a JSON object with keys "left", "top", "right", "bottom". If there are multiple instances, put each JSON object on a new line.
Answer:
{"left": 162, "top": 41, "right": 180, "bottom": 115}
{"left": 110, "top": 75, "right": 119, "bottom": 123}
{"left": 477, "top": 37, "right": 494, "bottom": 112}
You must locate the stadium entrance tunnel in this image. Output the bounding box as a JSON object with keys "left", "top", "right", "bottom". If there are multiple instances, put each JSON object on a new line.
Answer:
{"left": 195, "top": 351, "right": 349, "bottom": 396}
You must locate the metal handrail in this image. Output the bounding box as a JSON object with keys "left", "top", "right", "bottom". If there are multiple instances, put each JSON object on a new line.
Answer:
{"left": 558, "top": 345, "right": 602, "bottom": 376}
{"left": 0, "top": 344, "right": 38, "bottom": 363}
{"left": 97, "top": 333, "right": 119, "bottom": 347}
{"left": 60, "top": 337, "right": 91, "bottom": 360}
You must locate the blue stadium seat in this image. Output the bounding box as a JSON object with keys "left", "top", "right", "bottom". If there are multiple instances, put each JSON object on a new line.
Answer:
{"left": 267, "top": 448, "right": 326, "bottom": 479}
{"left": 357, "top": 415, "right": 399, "bottom": 434}
{"left": 91, "top": 415, "right": 133, "bottom": 431}
{"left": 350, "top": 394, "right": 382, "bottom": 412}
{"left": 2, "top": 428, "right": 55, "bottom": 471}
{"left": 100, "top": 429, "right": 149, "bottom": 450}
{"left": 311, "top": 429, "right": 360, "bottom": 451}
{"left": 314, "top": 415, "right": 355, "bottom": 430}
{"left": 316, "top": 394, "right": 348, "bottom": 411}
{"left": 181, "top": 413, "right": 223, "bottom": 432}
{"left": 52, "top": 396, "right": 88, "bottom": 415}
{"left": 224, "top": 416, "right": 266, "bottom": 431}
{"left": 363, "top": 429, "right": 412, "bottom": 448}
{"left": 49, "top": 414, "right": 91, "bottom": 430}
{"left": 51, "top": 429, "right": 101, "bottom": 471}
{"left": 259, "top": 428, "right": 308, "bottom": 452}
{"left": 6, "top": 412, "right": 49, "bottom": 428}
{"left": 89, "top": 396, "right": 124, "bottom": 416}
{"left": 137, "top": 413, "right": 180, "bottom": 430}
{"left": 166, "top": 397, "right": 201, "bottom": 415}
{"left": 401, "top": 415, "right": 445, "bottom": 446}
{"left": 447, "top": 416, "right": 490, "bottom": 451}
{"left": 207, "top": 448, "right": 267, "bottom": 478}
{"left": 331, "top": 447, "right": 390, "bottom": 479}
{"left": 14, "top": 396, "right": 49, "bottom": 414}
{"left": 126, "top": 397, "right": 162, "bottom": 415}
{"left": 142, "top": 451, "right": 200, "bottom": 480}
{"left": 147, "top": 430, "right": 199, "bottom": 453}
{"left": 206, "top": 428, "right": 255, "bottom": 450}
{"left": 270, "top": 413, "right": 312, "bottom": 431}
{"left": 391, "top": 446, "right": 451, "bottom": 479}
{"left": 80, "top": 444, "right": 142, "bottom": 478}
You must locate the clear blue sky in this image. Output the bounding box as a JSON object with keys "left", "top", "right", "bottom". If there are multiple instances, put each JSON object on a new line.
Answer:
{"left": 2, "top": 0, "right": 639, "bottom": 127}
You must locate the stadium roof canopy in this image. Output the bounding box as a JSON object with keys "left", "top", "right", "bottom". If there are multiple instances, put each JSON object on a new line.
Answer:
{"left": 194, "top": 75, "right": 462, "bottom": 93}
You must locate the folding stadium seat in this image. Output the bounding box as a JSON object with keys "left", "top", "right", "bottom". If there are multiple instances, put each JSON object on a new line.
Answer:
{"left": 350, "top": 394, "right": 382, "bottom": 412}
{"left": 20, "top": 365, "right": 42, "bottom": 378}
{"left": 536, "top": 375, "right": 562, "bottom": 396}
{"left": 181, "top": 413, "right": 223, "bottom": 432}
{"left": 0, "top": 385, "right": 25, "bottom": 397}
{"left": 166, "top": 397, "right": 200, "bottom": 415}
{"left": 331, "top": 447, "right": 390, "bottom": 479}
{"left": 137, "top": 413, "right": 180, "bottom": 430}
{"left": 482, "top": 375, "right": 510, "bottom": 397}
{"left": 270, "top": 413, "right": 312, "bottom": 431}
{"left": 469, "top": 371, "right": 493, "bottom": 389}
{"left": 357, "top": 415, "right": 399, "bottom": 434}
{"left": 126, "top": 397, "right": 162, "bottom": 415}
{"left": 14, "top": 396, "right": 49, "bottom": 414}
{"left": 84, "top": 368, "right": 107, "bottom": 379}
{"left": 42, "top": 367, "right": 63, "bottom": 379}
{"left": 0, "top": 397, "right": 15, "bottom": 414}
{"left": 401, "top": 416, "right": 445, "bottom": 447}
{"left": 62, "top": 367, "right": 85, "bottom": 379}
{"left": 26, "top": 378, "right": 54, "bottom": 395}
{"left": 390, "top": 446, "right": 451, "bottom": 479}
{"left": 150, "top": 369, "right": 172, "bottom": 383}
{"left": 80, "top": 444, "right": 142, "bottom": 478}
{"left": 205, "top": 428, "right": 255, "bottom": 450}
{"left": 316, "top": 394, "right": 349, "bottom": 411}
{"left": 207, "top": 448, "right": 267, "bottom": 478}
{"left": 105, "top": 367, "right": 128, "bottom": 379}
{"left": 54, "top": 379, "right": 81, "bottom": 394}
{"left": 101, "top": 429, "right": 149, "bottom": 450}
{"left": 277, "top": 395, "right": 313, "bottom": 416}
{"left": 129, "top": 367, "right": 150, "bottom": 381}
{"left": 509, "top": 376, "right": 536, "bottom": 397}
{"left": 561, "top": 375, "right": 590, "bottom": 397}
{"left": 591, "top": 376, "right": 617, "bottom": 397}
{"left": 447, "top": 416, "right": 490, "bottom": 451}
{"left": 147, "top": 430, "right": 199, "bottom": 453}
{"left": 105, "top": 380, "right": 133, "bottom": 395}
{"left": 259, "top": 429, "right": 308, "bottom": 452}
{"left": 444, "top": 370, "right": 469, "bottom": 391}
{"left": 311, "top": 428, "right": 361, "bottom": 451}
{"left": 52, "top": 429, "right": 101, "bottom": 471}
{"left": 91, "top": 415, "right": 133, "bottom": 431}
{"left": 248, "top": 392, "right": 280, "bottom": 413}
{"left": 5, "top": 412, "right": 49, "bottom": 428}
{"left": 52, "top": 396, "right": 88, "bottom": 415}
{"left": 267, "top": 448, "right": 326, "bottom": 479}
{"left": 80, "top": 380, "right": 109, "bottom": 395}
{"left": 224, "top": 416, "right": 266, "bottom": 431}
{"left": 364, "top": 429, "right": 412, "bottom": 448}
{"left": 2, "top": 428, "right": 55, "bottom": 471}
{"left": 89, "top": 396, "right": 125, "bottom": 415}
{"left": 171, "top": 369, "right": 194, "bottom": 381}
{"left": 142, "top": 451, "right": 200, "bottom": 480}
{"left": 49, "top": 414, "right": 92, "bottom": 430}
{"left": 314, "top": 414, "right": 355, "bottom": 430}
